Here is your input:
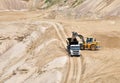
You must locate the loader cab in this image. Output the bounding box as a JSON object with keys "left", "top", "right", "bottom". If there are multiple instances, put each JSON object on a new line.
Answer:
{"left": 86, "top": 37, "right": 96, "bottom": 43}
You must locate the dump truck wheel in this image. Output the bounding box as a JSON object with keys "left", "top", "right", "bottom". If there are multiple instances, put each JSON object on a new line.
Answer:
{"left": 90, "top": 44, "right": 96, "bottom": 51}
{"left": 71, "top": 55, "right": 73, "bottom": 57}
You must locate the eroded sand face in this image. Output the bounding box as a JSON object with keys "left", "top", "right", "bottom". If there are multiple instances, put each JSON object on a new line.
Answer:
{"left": 0, "top": 0, "right": 27, "bottom": 10}
{"left": 0, "top": 12, "right": 120, "bottom": 83}
{"left": 0, "top": 0, "right": 120, "bottom": 18}
{"left": 0, "top": 18, "right": 68, "bottom": 83}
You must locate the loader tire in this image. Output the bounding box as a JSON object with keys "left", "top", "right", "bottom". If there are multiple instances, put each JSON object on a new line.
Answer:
{"left": 90, "top": 44, "right": 96, "bottom": 51}
{"left": 80, "top": 45, "right": 85, "bottom": 50}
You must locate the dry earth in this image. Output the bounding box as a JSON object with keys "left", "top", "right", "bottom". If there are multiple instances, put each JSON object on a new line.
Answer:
{"left": 0, "top": 0, "right": 120, "bottom": 18}
{"left": 0, "top": 11, "right": 120, "bottom": 83}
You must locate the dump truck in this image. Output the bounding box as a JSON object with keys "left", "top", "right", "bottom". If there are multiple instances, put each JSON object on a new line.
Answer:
{"left": 67, "top": 37, "right": 81, "bottom": 57}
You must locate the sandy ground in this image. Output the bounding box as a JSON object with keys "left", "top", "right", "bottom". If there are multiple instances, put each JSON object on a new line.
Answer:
{"left": 0, "top": 11, "right": 120, "bottom": 83}
{"left": 62, "top": 20, "right": 120, "bottom": 83}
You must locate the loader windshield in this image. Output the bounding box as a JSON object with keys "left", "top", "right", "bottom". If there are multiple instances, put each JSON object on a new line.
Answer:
{"left": 86, "top": 38, "right": 93, "bottom": 43}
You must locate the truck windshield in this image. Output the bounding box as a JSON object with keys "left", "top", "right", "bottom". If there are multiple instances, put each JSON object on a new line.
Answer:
{"left": 70, "top": 46, "right": 80, "bottom": 50}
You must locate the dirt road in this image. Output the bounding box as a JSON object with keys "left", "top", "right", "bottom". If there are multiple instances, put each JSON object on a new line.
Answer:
{"left": 54, "top": 22, "right": 82, "bottom": 83}
{"left": 65, "top": 57, "right": 81, "bottom": 83}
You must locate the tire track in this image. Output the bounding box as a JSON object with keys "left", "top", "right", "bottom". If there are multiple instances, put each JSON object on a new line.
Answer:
{"left": 72, "top": 57, "right": 78, "bottom": 83}
{"left": 31, "top": 21, "right": 82, "bottom": 83}
{"left": 65, "top": 57, "right": 81, "bottom": 83}
{"left": 76, "top": 57, "right": 81, "bottom": 83}
{"left": 54, "top": 22, "right": 82, "bottom": 83}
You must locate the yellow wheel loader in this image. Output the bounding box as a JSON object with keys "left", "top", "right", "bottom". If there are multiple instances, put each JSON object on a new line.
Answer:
{"left": 68, "top": 32, "right": 100, "bottom": 51}
{"left": 80, "top": 37, "right": 100, "bottom": 50}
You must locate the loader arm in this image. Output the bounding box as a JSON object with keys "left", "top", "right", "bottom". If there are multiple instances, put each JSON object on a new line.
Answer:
{"left": 71, "top": 32, "right": 85, "bottom": 44}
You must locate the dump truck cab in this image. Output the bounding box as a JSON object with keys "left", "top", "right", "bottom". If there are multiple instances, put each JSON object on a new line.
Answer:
{"left": 67, "top": 38, "right": 81, "bottom": 57}
{"left": 68, "top": 44, "right": 80, "bottom": 57}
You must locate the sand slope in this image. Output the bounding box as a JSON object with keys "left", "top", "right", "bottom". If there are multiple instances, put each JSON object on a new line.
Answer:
{"left": 0, "top": 0, "right": 27, "bottom": 10}
{"left": 74, "top": 0, "right": 120, "bottom": 17}
{"left": 0, "top": 0, "right": 120, "bottom": 17}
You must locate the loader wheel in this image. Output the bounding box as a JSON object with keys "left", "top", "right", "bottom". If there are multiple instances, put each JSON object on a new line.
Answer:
{"left": 90, "top": 44, "right": 96, "bottom": 51}
{"left": 80, "top": 45, "right": 85, "bottom": 50}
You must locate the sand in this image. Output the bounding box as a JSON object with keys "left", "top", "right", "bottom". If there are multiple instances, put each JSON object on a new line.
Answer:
{"left": 0, "top": 11, "right": 120, "bottom": 83}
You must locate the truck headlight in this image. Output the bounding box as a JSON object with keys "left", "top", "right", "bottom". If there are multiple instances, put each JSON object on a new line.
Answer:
{"left": 70, "top": 50, "right": 73, "bottom": 52}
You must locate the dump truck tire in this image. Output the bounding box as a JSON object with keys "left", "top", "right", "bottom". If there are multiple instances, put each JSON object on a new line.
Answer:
{"left": 71, "top": 55, "right": 73, "bottom": 57}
